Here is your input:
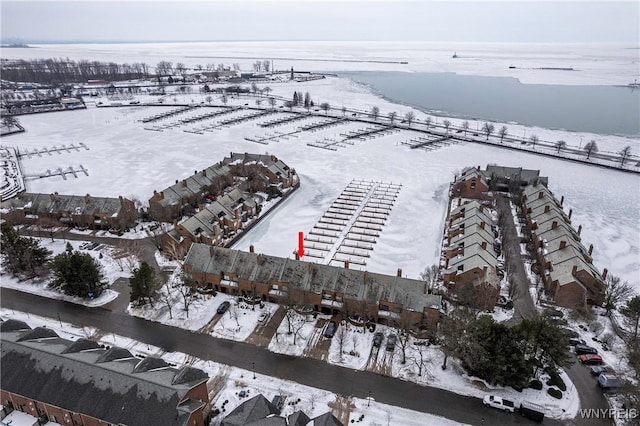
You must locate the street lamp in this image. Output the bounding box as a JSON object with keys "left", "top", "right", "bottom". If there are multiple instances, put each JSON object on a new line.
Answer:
{"left": 252, "top": 362, "right": 256, "bottom": 379}
{"left": 367, "top": 390, "right": 372, "bottom": 407}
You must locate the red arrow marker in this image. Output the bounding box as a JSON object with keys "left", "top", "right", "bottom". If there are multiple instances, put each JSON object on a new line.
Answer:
{"left": 298, "top": 231, "right": 304, "bottom": 258}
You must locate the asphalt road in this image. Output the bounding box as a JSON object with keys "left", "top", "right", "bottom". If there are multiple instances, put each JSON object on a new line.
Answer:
{"left": 496, "top": 196, "right": 538, "bottom": 324}
{"left": 1, "top": 287, "right": 570, "bottom": 426}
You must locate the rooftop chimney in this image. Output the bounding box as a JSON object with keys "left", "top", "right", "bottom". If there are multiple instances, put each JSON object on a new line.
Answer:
{"left": 344, "top": 261, "right": 349, "bottom": 269}
{"left": 560, "top": 195, "right": 564, "bottom": 206}
{"left": 588, "top": 244, "right": 593, "bottom": 256}
{"left": 572, "top": 265, "right": 578, "bottom": 276}
{"left": 397, "top": 268, "right": 402, "bottom": 277}
{"left": 249, "top": 245, "right": 255, "bottom": 253}
{"left": 209, "top": 246, "right": 214, "bottom": 257}
{"left": 578, "top": 225, "right": 582, "bottom": 235}
{"left": 481, "top": 241, "right": 487, "bottom": 250}
{"left": 552, "top": 221, "right": 558, "bottom": 230}
{"left": 295, "top": 252, "right": 300, "bottom": 260}
{"left": 182, "top": 179, "right": 187, "bottom": 187}
{"left": 602, "top": 268, "right": 608, "bottom": 280}
{"left": 569, "top": 209, "right": 573, "bottom": 219}
{"left": 49, "top": 193, "right": 56, "bottom": 201}
{"left": 84, "top": 194, "right": 91, "bottom": 204}
{"left": 544, "top": 205, "right": 550, "bottom": 213}
{"left": 559, "top": 240, "right": 566, "bottom": 250}
{"left": 538, "top": 191, "right": 544, "bottom": 199}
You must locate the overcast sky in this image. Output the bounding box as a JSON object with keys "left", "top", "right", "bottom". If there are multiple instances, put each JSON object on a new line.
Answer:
{"left": 1, "top": 1, "right": 638, "bottom": 43}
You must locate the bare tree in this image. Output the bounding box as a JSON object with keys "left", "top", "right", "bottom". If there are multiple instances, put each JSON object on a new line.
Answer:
{"left": 437, "top": 307, "right": 475, "bottom": 369}
{"left": 584, "top": 140, "right": 598, "bottom": 159}
{"left": 604, "top": 274, "right": 635, "bottom": 316}
{"left": 529, "top": 134, "right": 539, "bottom": 149}
{"left": 410, "top": 343, "right": 432, "bottom": 377}
{"left": 619, "top": 145, "right": 632, "bottom": 165}
{"left": 38, "top": 217, "right": 59, "bottom": 241}
{"left": 555, "top": 140, "right": 566, "bottom": 153}
{"left": 387, "top": 111, "right": 397, "bottom": 124}
{"left": 404, "top": 111, "right": 415, "bottom": 127}
{"left": 425, "top": 116, "right": 432, "bottom": 128}
{"left": 159, "top": 282, "right": 175, "bottom": 319}
{"left": 284, "top": 100, "right": 294, "bottom": 111}
{"left": 205, "top": 95, "right": 212, "bottom": 104}
{"left": 393, "top": 311, "right": 416, "bottom": 364}
{"left": 461, "top": 120, "right": 469, "bottom": 135}
{"left": 291, "top": 312, "right": 308, "bottom": 345}
{"left": 221, "top": 94, "right": 228, "bottom": 105}
{"left": 320, "top": 102, "right": 330, "bottom": 115}
{"left": 498, "top": 125, "right": 508, "bottom": 143}
{"left": 262, "top": 86, "right": 272, "bottom": 98}
{"left": 481, "top": 122, "right": 495, "bottom": 140}
{"left": 335, "top": 325, "right": 347, "bottom": 362}
{"left": 268, "top": 97, "right": 276, "bottom": 109}
{"left": 419, "top": 264, "right": 440, "bottom": 294}
{"left": 443, "top": 119, "right": 451, "bottom": 134}
{"left": 177, "top": 270, "right": 198, "bottom": 318}
{"left": 229, "top": 304, "right": 241, "bottom": 327}
{"left": 370, "top": 106, "right": 380, "bottom": 121}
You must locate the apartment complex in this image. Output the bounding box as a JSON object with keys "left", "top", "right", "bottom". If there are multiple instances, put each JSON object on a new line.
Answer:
{"left": 0, "top": 319, "right": 210, "bottom": 426}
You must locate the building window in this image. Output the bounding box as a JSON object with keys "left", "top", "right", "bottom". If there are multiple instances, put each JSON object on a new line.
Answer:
{"left": 457, "top": 265, "right": 464, "bottom": 271}
{"left": 322, "top": 293, "right": 332, "bottom": 300}
{"left": 470, "top": 180, "right": 476, "bottom": 189}
{"left": 335, "top": 296, "right": 343, "bottom": 303}
{"left": 379, "top": 304, "right": 389, "bottom": 311}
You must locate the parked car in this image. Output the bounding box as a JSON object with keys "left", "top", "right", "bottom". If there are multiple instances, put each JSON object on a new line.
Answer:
{"left": 580, "top": 354, "right": 604, "bottom": 365}
{"left": 258, "top": 312, "right": 269, "bottom": 324}
{"left": 324, "top": 321, "right": 337, "bottom": 338}
{"left": 561, "top": 328, "right": 580, "bottom": 339}
{"left": 482, "top": 395, "right": 515, "bottom": 413}
{"left": 386, "top": 333, "right": 397, "bottom": 351}
{"left": 575, "top": 344, "right": 598, "bottom": 355}
{"left": 569, "top": 338, "right": 587, "bottom": 346}
{"left": 217, "top": 301, "right": 231, "bottom": 314}
{"left": 590, "top": 365, "right": 615, "bottom": 376}
{"left": 597, "top": 374, "right": 625, "bottom": 390}
{"left": 373, "top": 332, "right": 384, "bottom": 348}
{"left": 519, "top": 400, "right": 545, "bottom": 422}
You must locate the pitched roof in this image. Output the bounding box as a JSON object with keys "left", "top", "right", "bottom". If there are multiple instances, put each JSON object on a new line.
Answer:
{"left": 484, "top": 166, "right": 547, "bottom": 185}
{"left": 0, "top": 193, "right": 126, "bottom": 217}
{"left": 185, "top": 244, "right": 442, "bottom": 313}
{"left": 1, "top": 327, "right": 208, "bottom": 426}
{"left": 313, "top": 412, "right": 344, "bottom": 426}
{"left": 221, "top": 394, "right": 279, "bottom": 426}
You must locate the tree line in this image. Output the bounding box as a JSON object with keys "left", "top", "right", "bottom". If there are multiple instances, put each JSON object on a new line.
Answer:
{"left": 1, "top": 58, "right": 151, "bottom": 85}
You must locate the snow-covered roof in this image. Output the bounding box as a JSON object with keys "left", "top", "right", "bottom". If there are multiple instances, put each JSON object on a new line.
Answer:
{"left": 1, "top": 326, "right": 208, "bottom": 426}
{"left": 184, "top": 244, "right": 442, "bottom": 313}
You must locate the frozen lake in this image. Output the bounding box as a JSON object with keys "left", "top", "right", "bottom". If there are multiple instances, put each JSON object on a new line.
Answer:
{"left": 339, "top": 71, "right": 640, "bottom": 136}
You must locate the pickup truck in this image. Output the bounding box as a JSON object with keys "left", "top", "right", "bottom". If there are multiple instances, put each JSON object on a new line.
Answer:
{"left": 483, "top": 395, "right": 515, "bottom": 413}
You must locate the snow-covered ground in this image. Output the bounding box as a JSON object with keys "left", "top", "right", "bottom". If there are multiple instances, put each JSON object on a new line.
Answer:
{"left": 3, "top": 41, "right": 638, "bottom": 86}
{"left": 0, "top": 237, "right": 135, "bottom": 306}
{"left": 4, "top": 83, "right": 638, "bottom": 290}
{"left": 0, "top": 308, "right": 468, "bottom": 426}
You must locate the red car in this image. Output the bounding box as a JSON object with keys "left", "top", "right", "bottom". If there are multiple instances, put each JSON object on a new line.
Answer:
{"left": 580, "top": 354, "right": 603, "bottom": 365}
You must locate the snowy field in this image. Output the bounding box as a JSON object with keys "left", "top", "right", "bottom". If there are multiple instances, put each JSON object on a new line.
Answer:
{"left": 3, "top": 41, "right": 639, "bottom": 86}
{"left": 0, "top": 308, "right": 468, "bottom": 426}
